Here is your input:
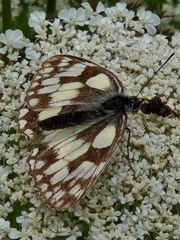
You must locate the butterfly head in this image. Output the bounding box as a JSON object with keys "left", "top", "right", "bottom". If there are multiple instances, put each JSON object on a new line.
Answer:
{"left": 128, "top": 96, "right": 143, "bottom": 113}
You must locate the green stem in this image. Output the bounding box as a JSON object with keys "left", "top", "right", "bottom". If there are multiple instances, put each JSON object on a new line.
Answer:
{"left": 46, "top": 0, "right": 56, "bottom": 19}
{"left": 2, "top": 0, "right": 12, "bottom": 32}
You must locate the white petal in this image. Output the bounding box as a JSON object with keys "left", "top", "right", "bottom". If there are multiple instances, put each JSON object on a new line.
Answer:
{"left": 145, "top": 24, "right": 156, "bottom": 35}
{"left": 97, "top": 2, "right": 105, "bottom": 12}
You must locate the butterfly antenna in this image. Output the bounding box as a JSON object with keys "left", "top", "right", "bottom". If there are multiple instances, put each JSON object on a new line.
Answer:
{"left": 136, "top": 52, "right": 175, "bottom": 97}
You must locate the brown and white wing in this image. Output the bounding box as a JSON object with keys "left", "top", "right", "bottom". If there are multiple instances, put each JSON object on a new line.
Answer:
{"left": 16, "top": 55, "right": 126, "bottom": 210}
{"left": 27, "top": 113, "right": 127, "bottom": 210}
{"left": 17, "top": 55, "right": 123, "bottom": 139}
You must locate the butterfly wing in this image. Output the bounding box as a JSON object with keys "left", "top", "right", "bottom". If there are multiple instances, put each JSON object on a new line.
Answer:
{"left": 17, "top": 55, "right": 126, "bottom": 210}
{"left": 18, "top": 55, "right": 123, "bottom": 138}
{"left": 28, "top": 114, "right": 127, "bottom": 210}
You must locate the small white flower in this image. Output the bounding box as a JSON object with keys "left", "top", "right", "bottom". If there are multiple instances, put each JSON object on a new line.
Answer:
{"left": 58, "top": 8, "right": 87, "bottom": 26}
{"left": 0, "top": 202, "right": 12, "bottom": 218}
{"left": 14, "top": 59, "right": 29, "bottom": 75}
{"left": 89, "top": 16, "right": 103, "bottom": 26}
{"left": 123, "top": 9, "right": 135, "bottom": 27}
{"left": 33, "top": 25, "right": 47, "bottom": 39}
{"left": 0, "top": 166, "right": 9, "bottom": 183}
{"left": 49, "top": 18, "right": 63, "bottom": 35}
{"left": 25, "top": 47, "right": 41, "bottom": 61}
{"left": 82, "top": 2, "right": 105, "bottom": 27}
{"left": 104, "top": 208, "right": 121, "bottom": 222}
{"left": 0, "top": 218, "right": 20, "bottom": 239}
{"left": 116, "top": 2, "right": 127, "bottom": 15}
{"left": 82, "top": 1, "right": 105, "bottom": 18}
{"left": 0, "top": 29, "right": 25, "bottom": 53}
{"left": 7, "top": 51, "right": 20, "bottom": 61}
{"left": 171, "top": 32, "right": 180, "bottom": 47}
{"left": 66, "top": 226, "right": 82, "bottom": 240}
{"left": 30, "top": 195, "right": 42, "bottom": 208}
{"left": 137, "top": 9, "right": 160, "bottom": 35}
{"left": 29, "top": 11, "right": 48, "bottom": 29}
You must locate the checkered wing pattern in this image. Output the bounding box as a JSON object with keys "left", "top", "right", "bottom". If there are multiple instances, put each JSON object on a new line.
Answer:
{"left": 17, "top": 55, "right": 127, "bottom": 210}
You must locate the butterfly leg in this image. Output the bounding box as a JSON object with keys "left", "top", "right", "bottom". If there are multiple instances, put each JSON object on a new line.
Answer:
{"left": 125, "top": 127, "right": 134, "bottom": 171}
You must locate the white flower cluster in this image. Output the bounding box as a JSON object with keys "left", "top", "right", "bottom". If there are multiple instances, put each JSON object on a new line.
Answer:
{"left": 0, "top": 2, "right": 180, "bottom": 240}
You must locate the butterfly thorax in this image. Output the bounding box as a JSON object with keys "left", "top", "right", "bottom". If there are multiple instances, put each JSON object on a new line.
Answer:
{"left": 102, "top": 95, "right": 143, "bottom": 113}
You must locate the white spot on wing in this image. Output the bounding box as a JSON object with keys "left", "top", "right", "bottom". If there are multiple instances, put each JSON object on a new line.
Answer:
{"left": 50, "top": 166, "right": 69, "bottom": 185}
{"left": 44, "top": 123, "right": 92, "bottom": 144}
{"left": 68, "top": 179, "right": 76, "bottom": 188}
{"left": 33, "top": 75, "right": 41, "bottom": 81}
{"left": 47, "top": 135, "right": 75, "bottom": 148}
{"left": 67, "top": 63, "right": 86, "bottom": 76}
{"left": 86, "top": 73, "right": 111, "bottom": 90}
{"left": 45, "top": 191, "right": 53, "bottom": 199}
{"left": 58, "top": 82, "right": 84, "bottom": 91}
{"left": 92, "top": 162, "right": 106, "bottom": 177}
{"left": 69, "top": 184, "right": 82, "bottom": 197}
{"left": 31, "top": 82, "right": 39, "bottom": 88}
{"left": 28, "top": 159, "right": 35, "bottom": 170}
{"left": 55, "top": 200, "right": 64, "bottom": 209}
{"left": 18, "top": 108, "right": 29, "bottom": 118}
{"left": 19, "top": 119, "right": 27, "bottom": 129}
{"left": 50, "top": 89, "right": 79, "bottom": 101}
{"left": 57, "top": 61, "right": 69, "bottom": 67}
{"left": 42, "top": 77, "right": 60, "bottom": 85}
{"left": 31, "top": 148, "right": 39, "bottom": 156}
{"left": 65, "top": 142, "right": 90, "bottom": 161}
{"left": 65, "top": 161, "right": 96, "bottom": 181}
{"left": 40, "top": 183, "right": 48, "bottom": 192}
{"left": 39, "top": 67, "right": 54, "bottom": 74}
{"left": 53, "top": 185, "right": 61, "bottom": 193}
{"left": 55, "top": 138, "right": 85, "bottom": 159}
{"left": 29, "top": 98, "right": 39, "bottom": 107}
{"left": 49, "top": 100, "right": 73, "bottom": 108}
{"left": 27, "top": 91, "right": 35, "bottom": 96}
{"left": 52, "top": 63, "right": 86, "bottom": 77}
{"left": 38, "top": 84, "right": 60, "bottom": 94}
{"left": 84, "top": 61, "right": 97, "bottom": 67}
{"left": 53, "top": 189, "right": 66, "bottom": 201}
{"left": 92, "top": 123, "right": 116, "bottom": 148}
{"left": 38, "top": 107, "right": 62, "bottom": 121}
{"left": 44, "top": 159, "right": 67, "bottom": 175}
{"left": 35, "top": 160, "right": 45, "bottom": 169}
{"left": 36, "top": 175, "right": 43, "bottom": 181}
{"left": 24, "top": 129, "right": 33, "bottom": 137}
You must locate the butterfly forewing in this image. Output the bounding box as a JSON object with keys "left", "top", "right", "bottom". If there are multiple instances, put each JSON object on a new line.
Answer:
{"left": 17, "top": 55, "right": 127, "bottom": 210}
{"left": 18, "top": 55, "right": 123, "bottom": 139}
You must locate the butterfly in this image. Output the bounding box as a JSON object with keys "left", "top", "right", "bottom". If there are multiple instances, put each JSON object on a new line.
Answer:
{"left": 16, "top": 54, "right": 175, "bottom": 210}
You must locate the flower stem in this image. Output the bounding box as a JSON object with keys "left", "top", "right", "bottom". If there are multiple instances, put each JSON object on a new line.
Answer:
{"left": 2, "top": 0, "right": 12, "bottom": 32}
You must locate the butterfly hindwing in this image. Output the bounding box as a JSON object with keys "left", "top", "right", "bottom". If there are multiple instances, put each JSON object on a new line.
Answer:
{"left": 28, "top": 114, "right": 127, "bottom": 210}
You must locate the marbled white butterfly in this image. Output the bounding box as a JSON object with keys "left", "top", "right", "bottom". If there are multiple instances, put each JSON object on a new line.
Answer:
{"left": 17, "top": 54, "right": 175, "bottom": 210}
